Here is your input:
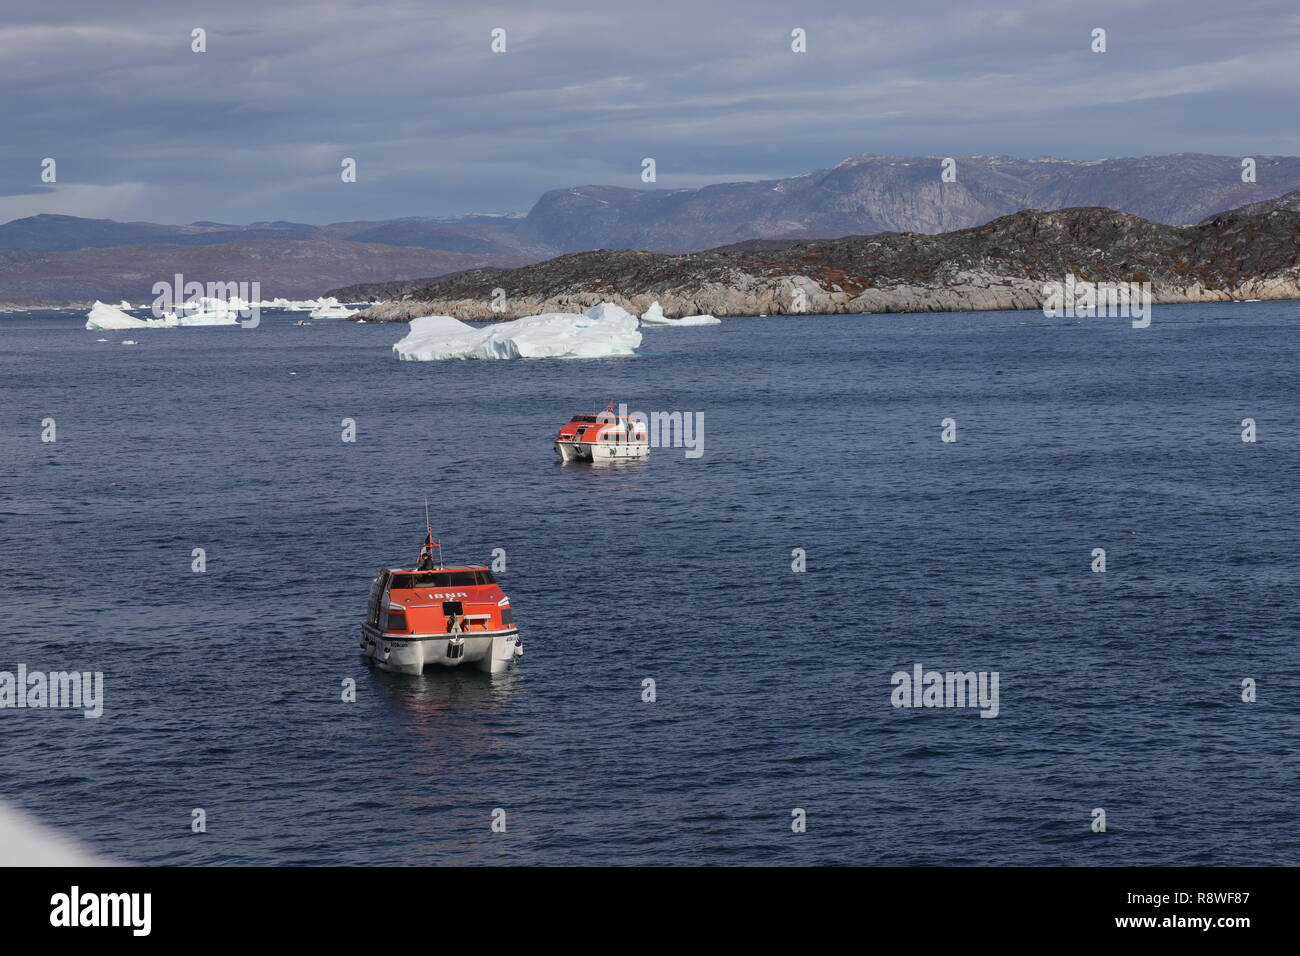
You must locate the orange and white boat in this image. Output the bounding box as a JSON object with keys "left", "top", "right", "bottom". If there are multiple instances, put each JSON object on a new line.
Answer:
{"left": 554, "top": 401, "right": 650, "bottom": 463}
{"left": 359, "top": 528, "right": 522, "bottom": 674}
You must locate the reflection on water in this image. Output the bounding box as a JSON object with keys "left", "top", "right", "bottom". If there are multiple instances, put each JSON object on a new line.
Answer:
{"left": 369, "top": 660, "right": 525, "bottom": 751}
{"left": 363, "top": 663, "right": 536, "bottom": 865}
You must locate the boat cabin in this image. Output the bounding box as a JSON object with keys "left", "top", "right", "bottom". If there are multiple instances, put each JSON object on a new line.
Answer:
{"left": 366, "top": 565, "right": 514, "bottom": 637}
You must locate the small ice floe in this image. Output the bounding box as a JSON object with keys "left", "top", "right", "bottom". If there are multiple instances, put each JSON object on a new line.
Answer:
{"left": 393, "top": 301, "right": 641, "bottom": 360}
{"left": 639, "top": 300, "right": 720, "bottom": 327}
{"left": 120, "top": 340, "right": 138, "bottom": 346}
{"left": 308, "top": 297, "right": 356, "bottom": 319}
{"left": 646, "top": 313, "right": 721, "bottom": 327}
{"left": 177, "top": 297, "right": 239, "bottom": 326}
{"left": 95, "top": 338, "right": 108, "bottom": 342}
{"left": 274, "top": 296, "right": 353, "bottom": 314}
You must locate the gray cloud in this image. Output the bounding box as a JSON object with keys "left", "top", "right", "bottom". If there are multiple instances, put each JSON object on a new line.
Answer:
{"left": 1, "top": 0, "right": 1297, "bottom": 223}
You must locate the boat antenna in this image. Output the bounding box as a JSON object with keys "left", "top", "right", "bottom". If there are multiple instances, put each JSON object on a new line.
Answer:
{"left": 417, "top": 498, "right": 444, "bottom": 570}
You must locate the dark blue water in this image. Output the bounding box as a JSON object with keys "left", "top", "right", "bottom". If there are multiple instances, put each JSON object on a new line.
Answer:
{"left": 1, "top": 303, "right": 1296, "bottom": 865}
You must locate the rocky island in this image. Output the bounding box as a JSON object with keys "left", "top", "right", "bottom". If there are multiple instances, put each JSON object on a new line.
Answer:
{"left": 338, "top": 192, "right": 1300, "bottom": 321}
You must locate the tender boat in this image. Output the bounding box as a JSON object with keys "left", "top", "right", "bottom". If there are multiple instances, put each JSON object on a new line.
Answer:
{"left": 360, "top": 528, "right": 522, "bottom": 674}
{"left": 554, "top": 401, "right": 650, "bottom": 463}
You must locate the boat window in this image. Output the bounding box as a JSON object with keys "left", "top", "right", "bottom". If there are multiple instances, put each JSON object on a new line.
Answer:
{"left": 439, "top": 571, "right": 480, "bottom": 586}
{"left": 475, "top": 570, "right": 496, "bottom": 585}
{"left": 571, "top": 415, "right": 598, "bottom": 423}
{"left": 388, "top": 571, "right": 482, "bottom": 590}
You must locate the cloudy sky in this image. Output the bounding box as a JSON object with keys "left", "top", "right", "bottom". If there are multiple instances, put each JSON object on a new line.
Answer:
{"left": 2, "top": 0, "right": 1298, "bottom": 224}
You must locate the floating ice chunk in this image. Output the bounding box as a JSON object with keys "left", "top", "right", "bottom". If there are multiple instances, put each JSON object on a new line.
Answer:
{"left": 642, "top": 312, "right": 721, "bottom": 327}
{"left": 179, "top": 313, "right": 237, "bottom": 326}
{"left": 177, "top": 297, "right": 239, "bottom": 325}
{"left": 637, "top": 301, "right": 720, "bottom": 326}
{"left": 120, "top": 340, "right": 138, "bottom": 346}
{"left": 309, "top": 296, "right": 355, "bottom": 319}
{"left": 86, "top": 301, "right": 147, "bottom": 330}
{"left": 88, "top": 296, "right": 243, "bottom": 329}
{"left": 393, "top": 316, "right": 498, "bottom": 360}
{"left": 393, "top": 304, "right": 641, "bottom": 361}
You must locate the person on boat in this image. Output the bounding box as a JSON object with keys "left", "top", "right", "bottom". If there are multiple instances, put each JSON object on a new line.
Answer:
{"left": 417, "top": 530, "right": 437, "bottom": 571}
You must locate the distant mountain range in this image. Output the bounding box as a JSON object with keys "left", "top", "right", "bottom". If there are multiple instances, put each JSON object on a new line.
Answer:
{"left": 6, "top": 152, "right": 1300, "bottom": 305}
{"left": 344, "top": 188, "right": 1300, "bottom": 321}
{"left": 0, "top": 213, "right": 552, "bottom": 256}
{"left": 0, "top": 242, "right": 534, "bottom": 307}
{"left": 511, "top": 153, "right": 1300, "bottom": 251}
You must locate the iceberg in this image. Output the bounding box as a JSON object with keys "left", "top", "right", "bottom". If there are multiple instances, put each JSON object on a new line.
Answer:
{"left": 85, "top": 301, "right": 178, "bottom": 330}
{"left": 86, "top": 301, "right": 146, "bottom": 330}
{"left": 85, "top": 297, "right": 245, "bottom": 330}
{"left": 639, "top": 300, "right": 720, "bottom": 327}
{"left": 640, "top": 301, "right": 666, "bottom": 323}
{"left": 393, "top": 302, "right": 641, "bottom": 361}
{"left": 176, "top": 297, "right": 239, "bottom": 326}
{"left": 309, "top": 297, "right": 356, "bottom": 319}
{"left": 585, "top": 302, "right": 638, "bottom": 324}
{"left": 644, "top": 313, "right": 721, "bottom": 327}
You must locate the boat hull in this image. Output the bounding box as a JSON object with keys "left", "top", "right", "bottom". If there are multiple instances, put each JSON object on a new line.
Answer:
{"left": 554, "top": 440, "right": 649, "bottom": 463}
{"left": 360, "top": 625, "right": 522, "bottom": 674}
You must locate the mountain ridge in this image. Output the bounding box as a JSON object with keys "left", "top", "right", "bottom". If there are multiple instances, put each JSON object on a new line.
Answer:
{"left": 8, "top": 152, "right": 1300, "bottom": 305}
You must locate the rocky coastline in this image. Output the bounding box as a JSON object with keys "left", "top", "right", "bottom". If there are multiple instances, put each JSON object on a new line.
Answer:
{"left": 346, "top": 200, "right": 1300, "bottom": 322}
